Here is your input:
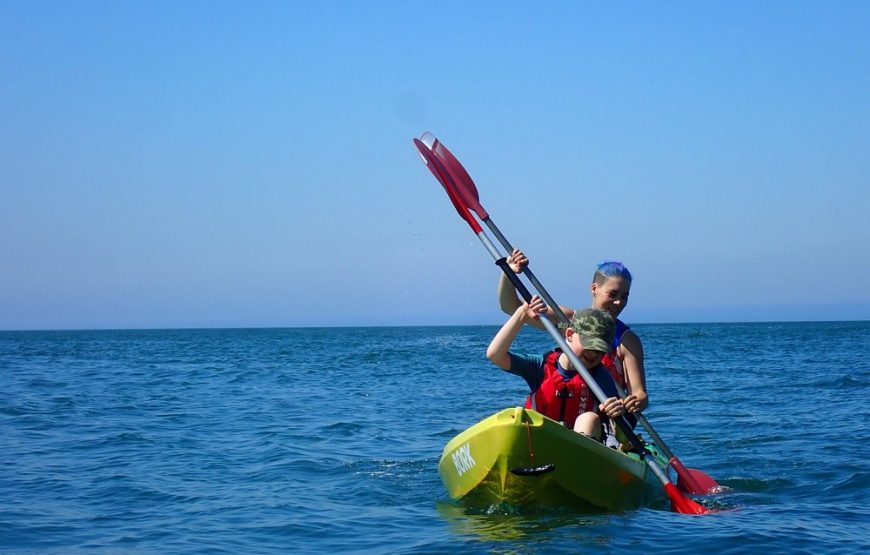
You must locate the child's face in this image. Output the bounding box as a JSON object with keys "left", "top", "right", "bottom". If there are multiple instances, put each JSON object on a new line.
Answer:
{"left": 566, "top": 330, "right": 606, "bottom": 369}
{"left": 591, "top": 276, "right": 630, "bottom": 318}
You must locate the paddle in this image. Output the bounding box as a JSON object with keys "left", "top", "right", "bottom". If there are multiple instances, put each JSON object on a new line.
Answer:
{"left": 417, "top": 133, "right": 567, "bottom": 322}
{"left": 611, "top": 382, "right": 720, "bottom": 495}
{"left": 413, "top": 135, "right": 710, "bottom": 515}
{"left": 419, "top": 133, "right": 721, "bottom": 497}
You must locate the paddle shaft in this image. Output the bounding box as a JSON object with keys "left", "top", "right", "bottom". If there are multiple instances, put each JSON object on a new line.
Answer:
{"left": 478, "top": 231, "right": 695, "bottom": 507}
{"left": 480, "top": 213, "right": 712, "bottom": 494}
{"left": 484, "top": 219, "right": 570, "bottom": 324}
{"left": 413, "top": 134, "right": 709, "bottom": 513}
{"left": 418, "top": 136, "right": 649, "bottom": 456}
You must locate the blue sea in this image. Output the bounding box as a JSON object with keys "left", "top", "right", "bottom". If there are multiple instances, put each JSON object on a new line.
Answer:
{"left": 2, "top": 322, "right": 869, "bottom": 554}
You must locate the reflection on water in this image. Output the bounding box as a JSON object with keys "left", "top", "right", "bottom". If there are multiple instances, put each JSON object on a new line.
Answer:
{"left": 435, "top": 500, "right": 614, "bottom": 543}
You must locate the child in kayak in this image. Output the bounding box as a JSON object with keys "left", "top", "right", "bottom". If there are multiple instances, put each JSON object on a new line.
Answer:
{"left": 487, "top": 296, "right": 628, "bottom": 443}
{"left": 497, "top": 251, "right": 648, "bottom": 416}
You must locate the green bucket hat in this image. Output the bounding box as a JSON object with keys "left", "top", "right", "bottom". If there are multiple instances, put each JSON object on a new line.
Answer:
{"left": 568, "top": 308, "right": 615, "bottom": 353}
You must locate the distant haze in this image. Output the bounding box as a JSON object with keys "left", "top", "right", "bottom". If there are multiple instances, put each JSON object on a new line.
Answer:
{"left": 2, "top": 2, "right": 868, "bottom": 330}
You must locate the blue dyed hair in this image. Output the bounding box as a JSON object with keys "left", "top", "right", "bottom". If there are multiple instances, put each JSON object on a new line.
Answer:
{"left": 593, "top": 261, "right": 633, "bottom": 285}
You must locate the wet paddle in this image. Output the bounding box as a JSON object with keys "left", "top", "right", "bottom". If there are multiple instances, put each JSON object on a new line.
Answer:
{"left": 418, "top": 132, "right": 721, "bottom": 496}
{"left": 414, "top": 135, "right": 710, "bottom": 515}
{"left": 612, "top": 382, "right": 720, "bottom": 495}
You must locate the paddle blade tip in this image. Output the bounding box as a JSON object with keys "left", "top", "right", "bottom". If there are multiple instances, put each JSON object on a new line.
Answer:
{"left": 665, "top": 483, "right": 714, "bottom": 515}
{"left": 419, "top": 132, "right": 438, "bottom": 150}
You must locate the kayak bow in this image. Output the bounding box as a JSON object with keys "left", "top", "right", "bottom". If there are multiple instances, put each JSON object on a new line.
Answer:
{"left": 440, "top": 407, "right": 671, "bottom": 511}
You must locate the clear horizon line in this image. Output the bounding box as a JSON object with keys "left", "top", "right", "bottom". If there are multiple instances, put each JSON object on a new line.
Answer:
{"left": 2, "top": 316, "right": 869, "bottom": 333}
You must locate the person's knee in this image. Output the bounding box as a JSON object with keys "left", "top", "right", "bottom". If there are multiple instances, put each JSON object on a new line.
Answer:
{"left": 573, "top": 413, "right": 601, "bottom": 439}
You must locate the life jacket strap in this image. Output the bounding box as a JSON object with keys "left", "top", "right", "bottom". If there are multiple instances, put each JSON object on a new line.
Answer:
{"left": 556, "top": 387, "right": 573, "bottom": 425}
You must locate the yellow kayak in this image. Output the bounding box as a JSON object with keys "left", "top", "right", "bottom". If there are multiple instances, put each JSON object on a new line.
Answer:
{"left": 439, "top": 407, "right": 671, "bottom": 511}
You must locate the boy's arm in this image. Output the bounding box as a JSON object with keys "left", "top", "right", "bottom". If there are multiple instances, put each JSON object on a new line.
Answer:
{"left": 498, "top": 272, "right": 524, "bottom": 316}
{"left": 487, "top": 296, "right": 546, "bottom": 370}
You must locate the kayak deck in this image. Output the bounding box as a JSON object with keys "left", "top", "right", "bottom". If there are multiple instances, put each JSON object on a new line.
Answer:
{"left": 439, "top": 407, "right": 670, "bottom": 511}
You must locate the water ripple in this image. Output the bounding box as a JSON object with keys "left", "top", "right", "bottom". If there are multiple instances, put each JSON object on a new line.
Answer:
{"left": 1, "top": 324, "right": 868, "bottom": 554}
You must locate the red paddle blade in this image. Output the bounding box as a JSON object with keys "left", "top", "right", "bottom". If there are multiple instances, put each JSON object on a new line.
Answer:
{"left": 413, "top": 138, "right": 482, "bottom": 234}
{"left": 677, "top": 468, "right": 722, "bottom": 495}
{"left": 665, "top": 483, "right": 712, "bottom": 515}
{"left": 669, "top": 457, "right": 721, "bottom": 495}
{"left": 420, "top": 133, "right": 489, "bottom": 220}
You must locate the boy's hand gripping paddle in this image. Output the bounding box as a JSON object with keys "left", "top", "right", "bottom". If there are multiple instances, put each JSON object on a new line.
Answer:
{"left": 413, "top": 133, "right": 713, "bottom": 514}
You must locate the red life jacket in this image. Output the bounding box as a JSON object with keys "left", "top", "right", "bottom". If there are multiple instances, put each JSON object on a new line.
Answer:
{"left": 601, "top": 319, "right": 630, "bottom": 388}
{"left": 524, "top": 349, "right": 597, "bottom": 427}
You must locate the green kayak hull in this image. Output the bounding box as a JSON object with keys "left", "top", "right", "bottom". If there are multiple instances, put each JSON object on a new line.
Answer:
{"left": 439, "top": 407, "right": 670, "bottom": 511}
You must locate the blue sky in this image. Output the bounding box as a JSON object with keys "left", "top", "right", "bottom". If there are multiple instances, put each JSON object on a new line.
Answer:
{"left": 2, "top": 1, "right": 868, "bottom": 329}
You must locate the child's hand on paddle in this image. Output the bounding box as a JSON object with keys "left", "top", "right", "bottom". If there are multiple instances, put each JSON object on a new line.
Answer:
{"left": 600, "top": 397, "right": 626, "bottom": 418}
{"left": 507, "top": 249, "right": 529, "bottom": 274}
{"left": 521, "top": 295, "right": 547, "bottom": 322}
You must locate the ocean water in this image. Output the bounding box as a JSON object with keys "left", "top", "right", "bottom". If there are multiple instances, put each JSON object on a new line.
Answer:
{"left": 1, "top": 322, "right": 869, "bottom": 554}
